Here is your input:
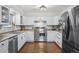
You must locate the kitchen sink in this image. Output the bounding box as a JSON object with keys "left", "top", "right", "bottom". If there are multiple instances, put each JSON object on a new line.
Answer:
{"left": 9, "top": 31, "right": 23, "bottom": 34}
{"left": 0, "top": 33, "right": 17, "bottom": 41}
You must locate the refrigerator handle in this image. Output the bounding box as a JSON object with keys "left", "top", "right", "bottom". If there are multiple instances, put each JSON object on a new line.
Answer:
{"left": 66, "top": 16, "right": 70, "bottom": 40}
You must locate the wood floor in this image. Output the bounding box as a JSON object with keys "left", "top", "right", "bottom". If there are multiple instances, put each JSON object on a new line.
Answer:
{"left": 19, "top": 42, "right": 62, "bottom": 53}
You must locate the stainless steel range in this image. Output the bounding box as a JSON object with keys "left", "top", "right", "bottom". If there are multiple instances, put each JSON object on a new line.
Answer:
{"left": 34, "top": 27, "right": 47, "bottom": 41}
{"left": 34, "top": 19, "right": 47, "bottom": 41}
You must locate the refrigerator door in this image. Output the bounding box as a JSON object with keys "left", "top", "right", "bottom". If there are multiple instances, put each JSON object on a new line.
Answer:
{"left": 72, "top": 6, "right": 79, "bottom": 50}
{"left": 62, "top": 11, "right": 75, "bottom": 52}
{"left": 62, "top": 6, "right": 79, "bottom": 53}
{"left": 62, "top": 12, "right": 71, "bottom": 41}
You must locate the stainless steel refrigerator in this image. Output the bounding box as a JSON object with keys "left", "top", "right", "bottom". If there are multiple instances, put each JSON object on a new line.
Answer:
{"left": 62, "top": 6, "right": 79, "bottom": 53}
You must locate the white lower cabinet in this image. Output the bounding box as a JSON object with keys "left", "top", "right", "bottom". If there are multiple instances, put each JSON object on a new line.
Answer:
{"left": 47, "top": 31, "right": 62, "bottom": 48}
{"left": 17, "top": 31, "right": 62, "bottom": 51}
{"left": 18, "top": 32, "right": 27, "bottom": 51}
{"left": 26, "top": 31, "right": 34, "bottom": 42}
{"left": 0, "top": 40, "right": 8, "bottom": 53}
{"left": 18, "top": 33, "right": 24, "bottom": 51}
{"left": 47, "top": 31, "right": 57, "bottom": 42}
{"left": 56, "top": 32, "right": 62, "bottom": 48}
{"left": 18, "top": 34, "right": 22, "bottom": 50}
{"left": 23, "top": 33, "right": 27, "bottom": 43}
{"left": 18, "top": 31, "right": 34, "bottom": 51}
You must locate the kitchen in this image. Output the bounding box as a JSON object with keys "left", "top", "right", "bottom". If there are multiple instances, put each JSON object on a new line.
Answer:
{"left": 0, "top": 5, "right": 78, "bottom": 53}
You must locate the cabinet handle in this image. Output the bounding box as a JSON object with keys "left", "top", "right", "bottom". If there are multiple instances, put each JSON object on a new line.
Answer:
{"left": 57, "top": 36, "right": 60, "bottom": 39}
{"left": 1, "top": 43, "right": 4, "bottom": 45}
{"left": 57, "top": 33, "right": 60, "bottom": 36}
{"left": 21, "top": 37, "right": 23, "bottom": 39}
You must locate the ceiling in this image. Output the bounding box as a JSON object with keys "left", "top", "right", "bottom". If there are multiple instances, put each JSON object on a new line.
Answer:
{"left": 6, "top": 5, "right": 73, "bottom": 16}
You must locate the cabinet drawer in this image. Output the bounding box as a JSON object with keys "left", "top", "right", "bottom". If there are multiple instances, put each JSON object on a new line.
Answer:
{"left": 0, "top": 48, "right": 8, "bottom": 53}
{"left": 0, "top": 40, "right": 8, "bottom": 53}
{"left": 0, "top": 40, "right": 8, "bottom": 48}
{"left": 18, "top": 33, "right": 26, "bottom": 51}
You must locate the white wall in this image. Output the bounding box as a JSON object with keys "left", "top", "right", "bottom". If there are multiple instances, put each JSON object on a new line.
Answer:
{"left": 23, "top": 16, "right": 59, "bottom": 25}
{"left": 22, "top": 12, "right": 60, "bottom": 25}
{"left": 46, "top": 16, "right": 59, "bottom": 25}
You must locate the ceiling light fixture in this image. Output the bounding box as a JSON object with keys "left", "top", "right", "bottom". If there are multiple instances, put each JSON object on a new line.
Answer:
{"left": 40, "top": 5, "right": 47, "bottom": 11}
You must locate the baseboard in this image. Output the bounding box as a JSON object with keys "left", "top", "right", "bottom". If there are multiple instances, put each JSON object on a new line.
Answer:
{"left": 54, "top": 42, "right": 62, "bottom": 50}
{"left": 18, "top": 42, "right": 27, "bottom": 53}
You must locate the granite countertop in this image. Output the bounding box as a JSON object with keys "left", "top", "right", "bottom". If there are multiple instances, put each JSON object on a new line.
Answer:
{"left": 0, "top": 30, "right": 26, "bottom": 42}
{"left": 47, "top": 29, "right": 62, "bottom": 32}
{"left": 0, "top": 29, "right": 62, "bottom": 42}
{"left": 0, "top": 33, "right": 17, "bottom": 42}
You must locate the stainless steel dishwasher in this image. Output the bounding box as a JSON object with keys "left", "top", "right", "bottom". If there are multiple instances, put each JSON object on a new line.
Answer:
{"left": 8, "top": 36, "right": 18, "bottom": 53}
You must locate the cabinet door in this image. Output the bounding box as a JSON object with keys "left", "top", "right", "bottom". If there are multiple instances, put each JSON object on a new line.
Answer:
{"left": 25, "top": 32, "right": 29, "bottom": 42}
{"left": 47, "top": 31, "right": 56, "bottom": 42}
{"left": 26, "top": 31, "right": 34, "bottom": 42}
{"left": 0, "top": 40, "right": 8, "bottom": 53}
{"left": 18, "top": 34, "right": 23, "bottom": 50}
{"left": 21, "top": 33, "right": 26, "bottom": 45}
{"left": 22, "top": 17, "right": 35, "bottom": 25}
{"left": 18, "top": 33, "right": 26, "bottom": 51}
{"left": 15, "top": 13, "right": 21, "bottom": 25}
{"left": 56, "top": 32, "right": 62, "bottom": 48}
{"left": 23, "top": 33, "right": 27, "bottom": 43}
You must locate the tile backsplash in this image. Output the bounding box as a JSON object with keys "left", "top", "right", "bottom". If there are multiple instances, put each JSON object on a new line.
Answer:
{"left": 0, "top": 25, "right": 21, "bottom": 33}
{"left": 0, "top": 25, "right": 2, "bottom": 29}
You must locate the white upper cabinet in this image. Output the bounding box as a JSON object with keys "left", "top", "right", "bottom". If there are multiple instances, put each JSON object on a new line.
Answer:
{"left": 15, "top": 12, "right": 21, "bottom": 25}
{"left": 46, "top": 17, "right": 59, "bottom": 25}
{"left": 22, "top": 16, "right": 59, "bottom": 25}
{"left": 22, "top": 16, "right": 35, "bottom": 25}
{"left": 0, "top": 6, "right": 21, "bottom": 25}
{"left": 9, "top": 8, "right": 21, "bottom": 25}
{"left": 0, "top": 6, "right": 9, "bottom": 25}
